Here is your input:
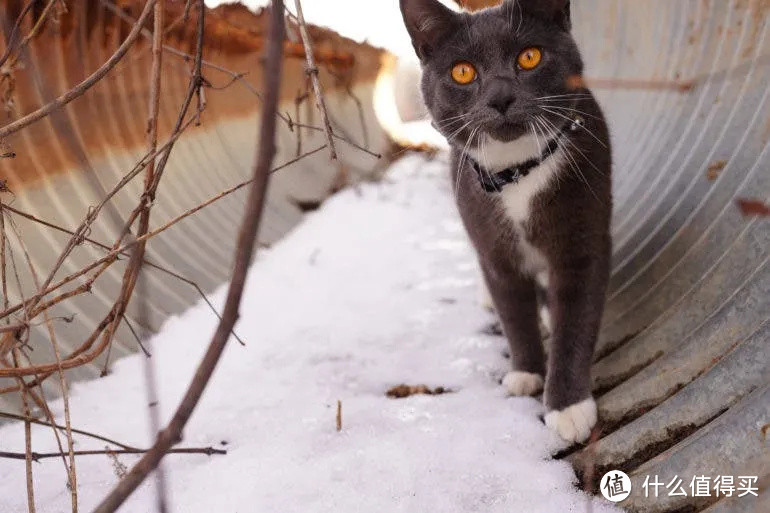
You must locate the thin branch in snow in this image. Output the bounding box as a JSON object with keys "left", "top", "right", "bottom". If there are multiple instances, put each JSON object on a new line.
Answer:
{"left": 3, "top": 214, "right": 79, "bottom": 512}
{"left": 122, "top": 316, "right": 151, "bottom": 358}
{"left": 11, "top": 350, "right": 36, "bottom": 513}
{"left": 0, "top": 447, "right": 227, "bottom": 461}
{"left": 0, "top": 410, "right": 218, "bottom": 453}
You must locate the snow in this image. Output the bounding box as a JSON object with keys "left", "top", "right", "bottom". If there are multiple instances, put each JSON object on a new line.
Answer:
{"left": 0, "top": 154, "right": 619, "bottom": 513}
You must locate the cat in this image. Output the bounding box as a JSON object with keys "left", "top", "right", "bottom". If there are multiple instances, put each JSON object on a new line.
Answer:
{"left": 400, "top": 0, "right": 612, "bottom": 443}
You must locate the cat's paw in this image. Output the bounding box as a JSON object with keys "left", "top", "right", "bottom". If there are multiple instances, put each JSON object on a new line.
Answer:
{"left": 544, "top": 397, "right": 597, "bottom": 443}
{"left": 502, "top": 371, "right": 544, "bottom": 396}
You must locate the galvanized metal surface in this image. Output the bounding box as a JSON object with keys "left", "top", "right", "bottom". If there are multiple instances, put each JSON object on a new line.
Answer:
{"left": 0, "top": 1, "right": 768, "bottom": 511}
{"left": 566, "top": 1, "right": 770, "bottom": 511}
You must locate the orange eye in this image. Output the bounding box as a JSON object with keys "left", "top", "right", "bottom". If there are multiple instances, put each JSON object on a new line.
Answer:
{"left": 451, "top": 62, "right": 477, "bottom": 84}
{"left": 517, "top": 47, "right": 542, "bottom": 70}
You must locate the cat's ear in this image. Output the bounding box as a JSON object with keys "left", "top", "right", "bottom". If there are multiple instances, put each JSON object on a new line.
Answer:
{"left": 516, "top": 0, "right": 571, "bottom": 32}
{"left": 400, "top": 0, "right": 459, "bottom": 60}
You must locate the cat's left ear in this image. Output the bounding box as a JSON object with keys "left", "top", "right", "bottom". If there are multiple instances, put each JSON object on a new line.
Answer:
{"left": 516, "top": 0, "right": 571, "bottom": 32}
{"left": 400, "top": 0, "right": 460, "bottom": 60}
{"left": 555, "top": 0, "right": 571, "bottom": 31}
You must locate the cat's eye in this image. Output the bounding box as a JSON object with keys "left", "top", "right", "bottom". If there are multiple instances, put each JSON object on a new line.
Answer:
{"left": 517, "top": 48, "right": 542, "bottom": 70}
{"left": 451, "top": 62, "right": 477, "bottom": 84}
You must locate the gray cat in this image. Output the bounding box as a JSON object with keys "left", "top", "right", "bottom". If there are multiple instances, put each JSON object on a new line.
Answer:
{"left": 400, "top": 0, "right": 612, "bottom": 443}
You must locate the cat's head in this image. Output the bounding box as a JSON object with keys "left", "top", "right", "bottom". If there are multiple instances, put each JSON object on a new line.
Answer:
{"left": 400, "top": 0, "right": 584, "bottom": 146}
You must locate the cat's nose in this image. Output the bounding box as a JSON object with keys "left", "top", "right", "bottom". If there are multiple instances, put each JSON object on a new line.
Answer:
{"left": 487, "top": 92, "right": 515, "bottom": 114}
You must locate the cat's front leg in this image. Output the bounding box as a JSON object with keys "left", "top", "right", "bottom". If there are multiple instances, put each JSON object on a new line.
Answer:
{"left": 543, "top": 257, "right": 608, "bottom": 443}
{"left": 480, "top": 262, "right": 546, "bottom": 397}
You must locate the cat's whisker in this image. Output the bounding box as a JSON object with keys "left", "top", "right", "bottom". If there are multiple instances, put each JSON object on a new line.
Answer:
{"left": 460, "top": 127, "right": 481, "bottom": 195}
{"left": 540, "top": 106, "right": 608, "bottom": 149}
{"left": 533, "top": 93, "right": 592, "bottom": 101}
{"left": 445, "top": 119, "right": 475, "bottom": 142}
{"left": 538, "top": 104, "right": 604, "bottom": 123}
{"left": 438, "top": 112, "right": 473, "bottom": 123}
{"left": 436, "top": 114, "right": 474, "bottom": 131}
{"left": 533, "top": 116, "right": 561, "bottom": 191}
{"left": 441, "top": 120, "right": 474, "bottom": 134}
{"left": 537, "top": 115, "right": 598, "bottom": 202}
{"left": 528, "top": 120, "right": 540, "bottom": 153}
{"left": 481, "top": 133, "right": 496, "bottom": 187}
{"left": 456, "top": 126, "right": 479, "bottom": 197}
{"left": 540, "top": 114, "right": 608, "bottom": 185}
{"left": 538, "top": 117, "right": 564, "bottom": 191}
{"left": 515, "top": 0, "right": 524, "bottom": 37}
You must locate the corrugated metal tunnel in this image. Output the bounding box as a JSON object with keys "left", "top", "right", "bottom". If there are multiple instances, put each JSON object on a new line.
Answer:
{"left": 565, "top": 1, "right": 769, "bottom": 511}
{"left": 0, "top": 1, "right": 768, "bottom": 511}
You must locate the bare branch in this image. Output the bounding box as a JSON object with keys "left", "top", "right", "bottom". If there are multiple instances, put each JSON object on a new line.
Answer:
{"left": 93, "top": 1, "right": 286, "bottom": 509}
{"left": 0, "top": 0, "right": 157, "bottom": 140}
{"left": 0, "top": 145, "right": 326, "bottom": 343}
{"left": 0, "top": 0, "right": 36, "bottom": 69}
{"left": 293, "top": 0, "right": 337, "bottom": 160}
{"left": 142, "top": 6, "right": 170, "bottom": 507}
{"left": 11, "top": 350, "right": 36, "bottom": 513}
{"left": 0, "top": 447, "right": 226, "bottom": 461}
{"left": 0, "top": 204, "right": 245, "bottom": 346}
{"left": 4, "top": 215, "right": 79, "bottom": 512}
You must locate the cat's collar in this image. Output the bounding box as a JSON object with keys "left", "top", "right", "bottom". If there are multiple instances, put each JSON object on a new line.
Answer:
{"left": 469, "top": 116, "right": 584, "bottom": 193}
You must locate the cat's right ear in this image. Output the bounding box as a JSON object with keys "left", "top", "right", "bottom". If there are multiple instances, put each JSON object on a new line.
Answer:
{"left": 400, "top": 0, "right": 459, "bottom": 61}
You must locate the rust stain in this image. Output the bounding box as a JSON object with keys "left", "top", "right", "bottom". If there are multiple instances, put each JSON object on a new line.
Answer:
{"left": 706, "top": 160, "right": 727, "bottom": 181}
{"left": 762, "top": 115, "right": 770, "bottom": 145}
{"left": 737, "top": 198, "right": 770, "bottom": 217}
{"left": 567, "top": 74, "right": 694, "bottom": 93}
{"left": 0, "top": 0, "right": 386, "bottom": 189}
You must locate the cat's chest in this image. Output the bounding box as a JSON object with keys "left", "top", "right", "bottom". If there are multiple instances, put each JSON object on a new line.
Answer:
{"left": 496, "top": 161, "right": 558, "bottom": 225}
{"left": 468, "top": 134, "right": 564, "bottom": 224}
{"left": 497, "top": 183, "right": 550, "bottom": 277}
{"left": 463, "top": 137, "right": 565, "bottom": 277}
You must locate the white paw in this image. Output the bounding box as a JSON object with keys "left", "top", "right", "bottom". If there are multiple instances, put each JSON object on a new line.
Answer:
{"left": 502, "top": 371, "right": 544, "bottom": 396}
{"left": 544, "top": 397, "right": 597, "bottom": 443}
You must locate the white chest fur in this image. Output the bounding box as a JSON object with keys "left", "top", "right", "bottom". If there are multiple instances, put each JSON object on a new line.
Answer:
{"left": 468, "top": 133, "right": 565, "bottom": 278}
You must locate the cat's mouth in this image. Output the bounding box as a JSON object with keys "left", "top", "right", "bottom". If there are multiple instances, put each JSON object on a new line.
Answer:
{"left": 484, "top": 120, "right": 530, "bottom": 143}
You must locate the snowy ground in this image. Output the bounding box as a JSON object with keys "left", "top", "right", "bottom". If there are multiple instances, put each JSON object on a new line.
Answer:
{"left": 0, "top": 155, "right": 619, "bottom": 513}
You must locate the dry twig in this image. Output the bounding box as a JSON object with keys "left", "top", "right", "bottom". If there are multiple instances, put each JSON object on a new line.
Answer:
{"left": 0, "top": 204, "right": 245, "bottom": 346}
{"left": 0, "top": 0, "right": 157, "bottom": 140}
{"left": 4, "top": 215, "right": 79, "bottom": 511}
{"left": 93, "top": 2, "right": 286, "bottom": 509}
{"left": 141, "top": 2, "right": 170, "bottom": 509}
{"left": 0, "top": 146, "right": 327, "bottom": 370}
{"left": 293, "top": 0, "right": 337, "bottom": 160}
{"left": 0, "top": 447, "right": 226, "bottom": 461}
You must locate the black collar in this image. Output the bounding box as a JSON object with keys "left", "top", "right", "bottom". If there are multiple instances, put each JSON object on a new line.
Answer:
{"left": 470, "top": 136, "right": 561, "bottom": 193}
{"left": 468, "top": 115, "right": 585, "bottom": 193}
